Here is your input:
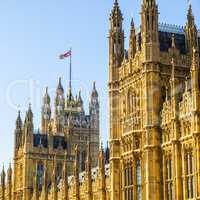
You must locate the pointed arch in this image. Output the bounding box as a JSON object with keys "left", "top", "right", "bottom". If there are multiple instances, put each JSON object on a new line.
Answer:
{"left": 127, "top": 87, "right": 136, "bottom": 114}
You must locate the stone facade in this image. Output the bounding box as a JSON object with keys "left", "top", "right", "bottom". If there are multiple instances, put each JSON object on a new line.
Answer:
{"left": 1, "top": 0, "right": 200, "bottom": 199}
{"left": 0, "top": 78, "right": 101, "bottom": 200}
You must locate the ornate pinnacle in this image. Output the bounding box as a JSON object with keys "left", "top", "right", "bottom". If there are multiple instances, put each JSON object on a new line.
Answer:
{"left": 171, "top": 34, "right": 176, "bottom": 48}
{"left": 57, "top": 77, "right": 64, "bottom": 94}
{"left": 114, "top": 0, "right": 118, "bottom": 6}
{"left": 171, "top": 58, "right": 175, "bottom": 80}
{"left": 16, "top": 110, "right": 22, "bottom": 129}
{"left": 131, "top": 18, "right": 134, "bottom": 28}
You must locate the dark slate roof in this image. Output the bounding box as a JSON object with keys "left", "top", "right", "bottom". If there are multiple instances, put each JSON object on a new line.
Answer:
{"left": 33, "top": 134, "right": 48, "bottom": 148}
{"left": 33, "top": 133, "right": 67, "bottom": 149}
{"left": 53, "top": 136, "right": 67, "bottom": 149}
{"left": 136, "top": 23, "right": 200, "bottom": 55}
{"left": 159, "top": 31, "right": 187, "bottom": 54}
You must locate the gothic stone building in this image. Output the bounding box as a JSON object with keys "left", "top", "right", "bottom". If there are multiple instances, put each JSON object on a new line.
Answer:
{"left": 0, "top": 78, "right": 101, "bottom": 200}
{"left": 1, "top": 0, "right": 200, "bottom": 199}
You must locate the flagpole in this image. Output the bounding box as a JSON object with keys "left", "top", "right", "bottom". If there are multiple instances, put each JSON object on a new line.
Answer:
{"left": 69, "top": 47, "right": 72, "bottom": 92}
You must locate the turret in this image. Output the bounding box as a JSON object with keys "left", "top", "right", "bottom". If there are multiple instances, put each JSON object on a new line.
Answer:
{"left": 89, "top": 82, "right": 99, "bottom": 130}
{"left": 24, "top": 104, "right": 33, "bottom": 133}
{"left": 65, "top": 86, "right": 75, "bottom": 110}
{"left": 24, "top": 104, "right": 33, "bottom": 152}
{"left": 109, "top": 0, "right": 124, "bottom": 68}
{"left": 7, "top": 163, "right": 12, "bottom": 200}
{"left": 1, "top": 166, "right": 5, "bottom": 200}
{"left": 14, "top": 111, "right": 23, "bottom": 150}
{"left": 185, "top": 5, "right": 199, "bottom": 55}
{"left": 77, "top": 90, "right": 84, "bottom": 113}
{"left": 128, "top": 18, "right": 136, "bottom": 59}
{"left": 108, "top": 2, "right": 122, "bottom": 199}
{"left": 41, "top": 87, "right": 51, "bottom": 133}
{"left": 85, "top": 142, "right": 92, "bottom": 200}
{"left": 141, "top": 0, "right": 160, "bottom": 62}
{"left": 55, "top": 77, "right": 65, "bottom": 114}
{"left": 54, "top": 78, "right": 65, "bottom": 133}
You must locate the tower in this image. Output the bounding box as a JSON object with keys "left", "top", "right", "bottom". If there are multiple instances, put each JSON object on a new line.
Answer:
{"left": 54, "top": 77, "right": 65, "bottom": 133}
{"left": 89, "top": 82, "right": 99, "bottom": 130}
{"left": 141, "top": 0, "right": 162, "bottom": 199}
{"left": 41, "top": 87, "right": 51, "bottom": 133}
{"left": 1, "top": 166, "right": 5, "bottom": 200}
{"left": 109, "top": 0, "right": 124, "bottom": 68}
{"left": 185, "top": 5, "right": 199, "bottom": 55}
{"left": 23, "top": 104, "right": 34, "bottom": 200}
{"left": 7, "top": 163, "right": 12, "bottom": 200}
{"left": 108, "top": 1, "right": 124, "bottom": 199}
{"left": 128, "top": 18, "right": 136, "bottom": 59}
{"left": 89, "top": 82, "right": 100, "bottom": 167}
{"left": 141, "top": 0, "right": 160, "bottom": 62}
{"left": 14, "top": 111, "right": 23, "bottom": 152}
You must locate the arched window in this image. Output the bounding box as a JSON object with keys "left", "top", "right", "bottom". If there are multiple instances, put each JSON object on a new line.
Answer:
{"left": 81, "top": 151, "right": 86, "bottom": 171}
{"left": 56, "top": 163, "right": 62, "bottom": 184}
{"left": 124, "top": 162, "right": 133, "bottom": 200}
{"left": 136, "top": 160, "right": 142, "bottom": 200}
{"left": 186, "top": 151, "right": 195, "bottom": 198}
{"left": 127, "top": 89, "right": 136, "bottom": 114}
{"left": 165, "top": 157, "right": 173, "bottom": 200}
{"left": 37, "top": 163, "right": 44, "bottom": 190}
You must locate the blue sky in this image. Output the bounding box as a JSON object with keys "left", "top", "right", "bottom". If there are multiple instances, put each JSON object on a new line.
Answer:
{"left": 0, "top": 0, "right": 199, "bottom": 169}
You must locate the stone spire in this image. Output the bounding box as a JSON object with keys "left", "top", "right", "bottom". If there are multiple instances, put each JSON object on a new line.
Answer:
{"left": 43, "top": 87, "right": 51, "bottom": 105}
{"left": 129, "top": 18, "right": 136, "bottom": 59}
{"left": 76, "top": 90, "right": 84, "bottom": 112}
{"left": 85, "top": 142, "right": 92, "bottom": 200}
{"left": 141, "top": 0, "right": 159, "bottom": 62}
{"left": 27, "top": 103, "right": 33, "bottom": 121}
{"left": 190, "top": 47, "right": 200, "bottom": 135}
{"left": 55, "top": 77, "right": 65, "bottom": 114}
{"left": 56, "top": 77, "right": 64, "bottom": 96}
{"left": 1, "top": 165, "right": 5, "bottom": 200}
{"left": 98, "top": 143, "right": 106, "bottom": 200}
{"left": 24, "top": 104, "right": 33, "bottom": 152}
{"left": 24, "top": 103, "right": 34, "bottom": 132}
{"left": 41, "top": 87, "right": 51, "bottom": 133}
{"left": 185, "top": 4, "right": 198, "bottom": 54}
{"left": 14, "top": 111, "right": 23, "bottom": 149}
{"left": 73, "top": 145, "right": 80, "bottom": 200}
{"left": 7, "top": 163, "right": 12, "bottom": 200}
{"left": 16, "top": 110, "right": 22, "bottom": 129}
{"left": 191, "top": 47, "right": 199, "bottom": 88}
{"left": 89, "top": 82, "right": 99, "bottom": 129}
{"left": 171, "top": 34, "right": 176, "bottom": 49}
{"left": 170, "top": 58, "right": 179, "bottom": 120}
{"left": 109, "top": 0, "right": 124, "bottom": 67}
{"left": 62, "top": 152, "right": 69, "bottom": 200}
